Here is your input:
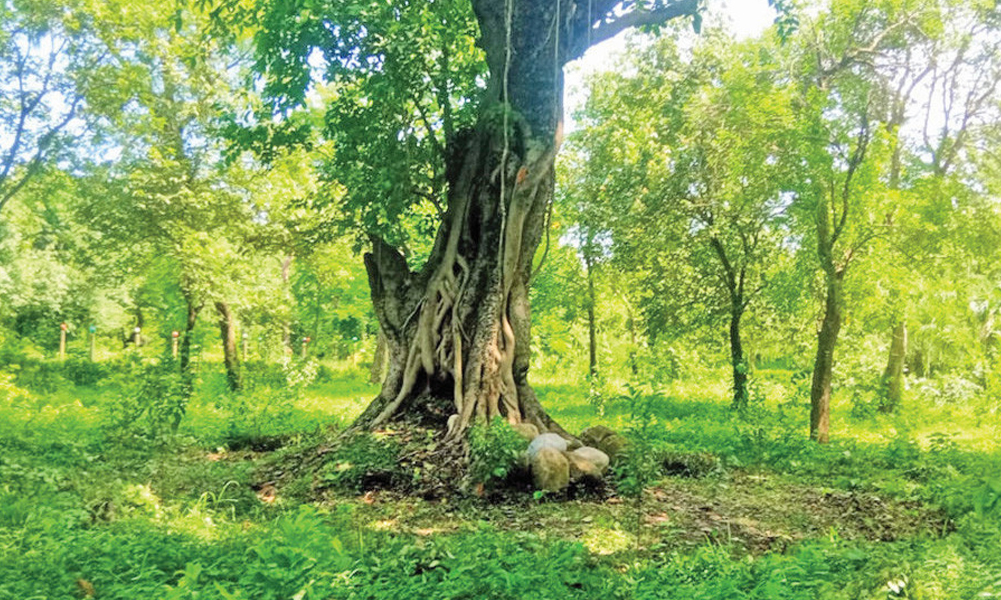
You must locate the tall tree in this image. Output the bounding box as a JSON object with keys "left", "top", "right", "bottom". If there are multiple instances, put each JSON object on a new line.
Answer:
{"left": 243, "top": 0, "right": 701, "bottom": 438}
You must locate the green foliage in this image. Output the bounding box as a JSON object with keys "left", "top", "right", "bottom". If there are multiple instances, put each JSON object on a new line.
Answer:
{"left": 613, "top": 385, "right": 662, "bottom": 498}
{"left": 105, "top": 355, "right": 189, "bottom": 438}
{"left": 228, "top": 357, "right": 319, "bottom": 439}
{"left": 468, "top": 417, "right": 526, "bottom": 489}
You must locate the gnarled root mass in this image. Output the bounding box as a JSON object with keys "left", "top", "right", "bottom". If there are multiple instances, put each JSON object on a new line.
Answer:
{"left": 353, "top": 117, "right": 569, "bottom": 443}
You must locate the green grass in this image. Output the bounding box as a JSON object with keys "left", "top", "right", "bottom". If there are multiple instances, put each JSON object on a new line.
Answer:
{"left": 1, "top": 360, "right": 1000, "bottom": 599}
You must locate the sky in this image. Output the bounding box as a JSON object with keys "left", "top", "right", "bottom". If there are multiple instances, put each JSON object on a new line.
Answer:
{"left": 565, "top": 0, "right": 778, "bottom": 129}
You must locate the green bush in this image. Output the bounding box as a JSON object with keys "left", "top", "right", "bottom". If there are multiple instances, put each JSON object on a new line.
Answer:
{"left": 105, "top": 355, "right": 189, "bottom": 438}
{"left": 468, "top": 417, "right": 526, "bottom": 490}
{"left": 62, "top": 356, "right": 109, "bottom": 386}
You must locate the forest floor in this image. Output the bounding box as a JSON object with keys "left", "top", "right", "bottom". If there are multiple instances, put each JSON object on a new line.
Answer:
{"left": 1, "top": 364, "right": 1000, "bottom": 599}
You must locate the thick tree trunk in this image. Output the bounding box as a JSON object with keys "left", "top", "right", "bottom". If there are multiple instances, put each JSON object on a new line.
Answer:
{"left": 215, "top": 301, "right": 241, "bottom": 391}
{"left": 810, "top": 272, "right": 843, "bottom": 443}
{"left": 729, "top": 306, "right": 748, "bottom": 410}
{"left": 353, "top": 0, "right": 567, "bottom": 438}
{"left": 880, "top": 320, "right": 906, "bottom": 413}
{"left": 352, "top": 0, "right": 697, "bottom": 441}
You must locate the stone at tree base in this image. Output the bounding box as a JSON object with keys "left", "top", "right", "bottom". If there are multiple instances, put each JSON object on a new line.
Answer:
{"left": 579, "top": 425, "right": 628, "bottom": 461}
{"left": 564, "top": 451, "right": 602, "bottom": 481}
{"left": 511, "top": 422, "right": 540, "bottom": 442}
{"left": 531, "top": 446, "right": 570, "bottom": 492}
{"left": 571, "top": 447, "right": 610, "bottom": 474}
{"left": 527, "top": 432, "right": 568, "bottom": 460}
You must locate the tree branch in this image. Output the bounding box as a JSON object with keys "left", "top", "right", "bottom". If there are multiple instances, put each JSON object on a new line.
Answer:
{"left": 567, "top": 0, "right": 699, "bottom": 62}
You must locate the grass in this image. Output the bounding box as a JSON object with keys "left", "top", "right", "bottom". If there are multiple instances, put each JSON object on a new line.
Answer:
{"left": 1, "top": 359, "right": 1000, "bottom": 599}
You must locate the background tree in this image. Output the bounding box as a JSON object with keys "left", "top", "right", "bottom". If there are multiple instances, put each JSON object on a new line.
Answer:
{"left": 0, "top": 0, "right": 100, "bottom": 215}
{"left": 566, "top": 31, "right": 801, "bottom": 409}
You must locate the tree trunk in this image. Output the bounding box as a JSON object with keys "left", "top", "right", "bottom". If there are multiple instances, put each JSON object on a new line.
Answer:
{"left": 353, "top": 1, "right": 568, "bottom": 438}
{"left": 623, "top": 293, "right": 639, "bottom": 377}
{"left": 215, "top": 301, "right": 241, "bottom": 391}
{"left": 351, "top": 0, "right": 697, "bottom": 440}
{"left": 880, "top": 320, "right": 906, "bottom": 413}
{"left": 810, "top": 272, "right": 843, "bottom": 443}
{"left": 729, "top": 305, "right": 748, "bottom": 410}
{"left": 369, "top": 327, "right": 389, "bottom": 385}
{"left": 585, "top": 253, "right": 598, "bottom": 380}
{"left": 180, "top": 297, "right": 200, "bottom": 375}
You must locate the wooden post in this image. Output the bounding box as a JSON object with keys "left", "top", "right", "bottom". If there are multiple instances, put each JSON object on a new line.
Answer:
{"left": 242, "top": 331, "right": 248, "bottom": 360}
{"left": 88, "top": 325, "right": 96, "bottom": 361}
{"left": 301, "top": 336, "right": 310, "bottom": 359}
{"left": 134, "top": 326, "right": 141, "bottom": 350}
{"left": 172, "top": 330, "right": 179, "bottom": 359}
{"left": 59, "top": 323, "right": 67, "bottom": 360}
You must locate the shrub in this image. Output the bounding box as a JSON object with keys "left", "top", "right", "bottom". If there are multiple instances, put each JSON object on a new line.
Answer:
{"left": 61, "top": 357, "right": 109, "bottom": 386}
{"left": 468, "top": 417, "right": 526, "bottom": 490}
{"left": 105, "top": 355, "right": 189, "bottom": 438}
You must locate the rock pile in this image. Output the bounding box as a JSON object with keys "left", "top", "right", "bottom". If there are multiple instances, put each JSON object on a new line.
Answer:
{"left": 521, "top": 428, "right": 622, "bottom": 493}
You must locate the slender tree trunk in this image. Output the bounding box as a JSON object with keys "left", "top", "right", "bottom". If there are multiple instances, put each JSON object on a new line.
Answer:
{"left": 180, "top": 297, "right": 200, "bottom": 375}
{"left": 585, "top": 253, "right": 598, "bottom": 380}
{"left": 215, "top": 301, "right": 241, "bottom": 391}
{"left": 178, "top": 294, "right": 201, "bottom": 418}
{"left": 729, "top": 304, "right": 748, "bottom": 410}
{"left": 880, "top": 320, "right": 906, "bottom": 412}
{"left": 623, "top": 294, "right": 639, "bottom": 377}
{"left": 811, "top": 271, "right": 843, "bottom": 443}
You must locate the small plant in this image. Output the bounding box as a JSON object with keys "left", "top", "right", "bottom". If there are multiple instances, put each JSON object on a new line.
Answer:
{"left": 586, "top": 370, "right": 607, "bottom": 416}
{"left": 61, "top": 357, "right": 108, "bottom": 387}
{"left": 973, "top": 476, "right": 1001, "bottom": 519}
{"left": 613, "top": 384, "right": 663, "bottom": 550}
{"left": 849, "top": 382, "right": 882, "bottom": 420}
{"left": 468, "top": 417, "right": 525, "bottom": 492}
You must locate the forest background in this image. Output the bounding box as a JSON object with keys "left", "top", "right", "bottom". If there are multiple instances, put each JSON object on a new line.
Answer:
{"left": 2, "top": 0, "right": 1001, "bottom": 598}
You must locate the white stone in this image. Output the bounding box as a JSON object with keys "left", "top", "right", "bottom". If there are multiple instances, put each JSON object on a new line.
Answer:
{"left": 526, "top": 432, "right": 568, "bottom": 460}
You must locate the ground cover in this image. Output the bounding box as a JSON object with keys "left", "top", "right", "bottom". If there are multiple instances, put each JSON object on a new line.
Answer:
{"left": 1, "top": 363, "right": 999, "bottom": 599}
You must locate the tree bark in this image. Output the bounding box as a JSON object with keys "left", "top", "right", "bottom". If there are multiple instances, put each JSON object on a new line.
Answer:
{"left": 729, "top": 304, "right": 748, "bottom": 410}
{"left": 352, "top": 0, "right": 697, "bottom": 439}
{"left": 215, "top": 301, "right": 241, "bottom": 391}
{"left": 880, "top": 320, "right": 906, "bottom": 413}
{"left": 369, "top": 327, "right": 388, "bottom": 385}
{"left": 811, "top": 271, "right": 843, "bottom": 443}
{"left": 180, "top": 296, "right": 200, "bottom": 375}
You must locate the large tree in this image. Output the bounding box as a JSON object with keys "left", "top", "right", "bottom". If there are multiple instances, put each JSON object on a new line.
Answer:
{"left": 243, "top": 0, "right": 700, "bottom": 438}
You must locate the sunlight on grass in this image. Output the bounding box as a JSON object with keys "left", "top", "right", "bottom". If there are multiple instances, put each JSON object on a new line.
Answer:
{"left": 582, "top": 525, "right": 632, "bottom": 555}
